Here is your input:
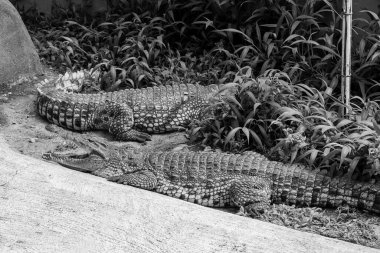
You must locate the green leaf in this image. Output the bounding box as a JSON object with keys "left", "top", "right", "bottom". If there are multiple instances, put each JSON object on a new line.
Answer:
{"left": 226, "top": 95, "right": 242, "bottom": 109}
{"left": 224, "top": 127, "right": 242, "bottom": 147}
{"left": 340, "top": 146, "right": 351, "bottom": 168}
{"left": 314, "top": 45, "right": 340, "bottom": 57}
{"left": 270, "top": 139, "right": 286, "bottom": 156}
{"left": 294, "top": 83, "right": 315, "bottom": 96}
{"left": 290, "top": 147, "right": 299, "bottom": 163}
{"left": 372, "top": 119, "right": 380, "bottom": 135}
{"left": 305, "top": 116, "right": 333, "bottom": 125}
{"left": 309, "top": 149, "right": 319, "bottom": 167}
{"left": 219, "top": 82, "right": 239, "bottom": 92}
{"left": 98, "top": 22, "right": 115, "bottom": 27}
{"left": 212, "top": 28, "right": 253, "bottom": 44}
{"left": 283, "top": 34, "right": 305, "bottom": 44}
{"left": 255, "top": 22, "right": 262, "bottom": 44}
{"left": 360, "top": 10, "right": 380, "bottom": 28}
{"left": 294, "top": 149, "right": 319, "bottom": 166}
{"left": 371, "top": 51, "right": 380, "bottom": 62}
{"left": 366, "top": 43, "right": 379, "bottom": 62}
{"left": 347, "top": 156, "right": 361, "bottom": 178}
{"left": 267, "top": 43, "right": 275, "bottom": 58}
{"left": 290, "top": 20, "right": 301, "bottom": 34}
{"left": 242, "top": 127, "right": 250, "bottom": 144}
{"left": 335, "top": 119, "right": 353, "bottom": 129}
{"left": 321, "top": 149, "right": 340, "bottom": 165}
{"left": 248, "top": 129, "right": 263, "bottom": 148}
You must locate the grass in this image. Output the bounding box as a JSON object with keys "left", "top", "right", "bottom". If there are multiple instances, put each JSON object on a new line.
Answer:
{"left": 258, "top": 205, "right": 380, "bottom": 248}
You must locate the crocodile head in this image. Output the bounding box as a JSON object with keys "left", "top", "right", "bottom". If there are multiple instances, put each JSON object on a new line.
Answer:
{"left": 42, "top": 138, "right": 110, "bottom": 173}
{"left": 43, "top": 138, "right": 145, "bottom": 179}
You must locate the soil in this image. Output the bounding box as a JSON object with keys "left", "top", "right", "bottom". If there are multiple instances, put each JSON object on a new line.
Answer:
{"left": 1, "top": 70, "right": 380, "bottom": 251}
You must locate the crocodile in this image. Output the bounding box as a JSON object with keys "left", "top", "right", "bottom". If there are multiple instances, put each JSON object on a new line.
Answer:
{"left": 36, "top": 70, "right": 223, "bottom": 142}
{"left": 43, "top": 139, "right": 380, "bottom": 215}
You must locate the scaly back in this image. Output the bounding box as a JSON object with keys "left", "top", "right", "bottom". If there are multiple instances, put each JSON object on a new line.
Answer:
{"left": 36, "top": 70, "right": 221, "bottom": 132}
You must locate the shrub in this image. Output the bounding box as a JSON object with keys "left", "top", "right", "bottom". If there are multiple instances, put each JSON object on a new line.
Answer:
{"left": 191, "top": 68, "right": 380, "bottom": 179}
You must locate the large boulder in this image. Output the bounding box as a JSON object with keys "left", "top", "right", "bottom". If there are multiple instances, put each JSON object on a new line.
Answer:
{"left": 0, "top": 0, "right": 42, "bottom": 84}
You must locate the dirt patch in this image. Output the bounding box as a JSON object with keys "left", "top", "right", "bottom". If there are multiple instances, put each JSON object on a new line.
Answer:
{"left": 0, "top": 74, "right": 64, "bottom": 158}
{"left": 1, "top": 71, "right": 380, "bottom": 249}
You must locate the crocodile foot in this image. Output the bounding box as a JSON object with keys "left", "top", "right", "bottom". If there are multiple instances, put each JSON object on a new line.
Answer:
{"left": 108, "top": 170, "right": 157, "bottom": 190}
{"left": 236, "top": 203, "right": 267, "bottom": 218}
{"left": 171, "top": 125, "right": 187, "bottom": 131}
{"left": 115, "top": 129, "right": 152, "bottom": 142}
{"left": 230, "top": 176, "right": 272, "bottom": 217}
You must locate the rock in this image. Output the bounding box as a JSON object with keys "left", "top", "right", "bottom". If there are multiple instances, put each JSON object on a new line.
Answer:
{"left": 0, "top": 0, "right": 43, "bottom": 84}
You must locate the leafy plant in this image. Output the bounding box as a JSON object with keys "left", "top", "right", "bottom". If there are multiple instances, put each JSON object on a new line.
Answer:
{"left": 191, "top": 69, "right": 380, "bottom": 179}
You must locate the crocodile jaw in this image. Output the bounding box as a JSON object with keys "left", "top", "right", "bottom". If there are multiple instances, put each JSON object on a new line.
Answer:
{"left": 43, "top": 151, "right": 106, "bottom": 173}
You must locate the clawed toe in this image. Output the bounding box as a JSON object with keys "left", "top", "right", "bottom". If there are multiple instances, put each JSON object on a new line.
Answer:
{"left": 108, "top": 175, "right": 124, "bottom": 184}
{"left": 171, "top": 126, "right": 186, "bottom": 131}
{"left": 114, "top": 129, "right": 152, "bottom": 142}
{"left": 135, "top": 132, "right": 152, "bottom": 142}
{"left": 236, "top": 206, "right": 250, "bottom": 217}
{"left": 236, "top": 205, "right": 266, "bottom": 218}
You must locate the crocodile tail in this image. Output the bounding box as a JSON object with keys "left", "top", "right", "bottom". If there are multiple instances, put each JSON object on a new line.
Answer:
{"left": 36, "top": 70, "right": 100, "bottom": 131}
{"left": 238, "top": 153, "right": 380, "bottom": 214}
{"left": 323, "top": 177, "right": 380, "bottom": 214}
{"left": 270, "top": 166, "right": 380, "bottom": 214}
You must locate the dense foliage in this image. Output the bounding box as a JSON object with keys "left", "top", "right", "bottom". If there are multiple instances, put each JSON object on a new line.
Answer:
{"left": 20, "top": 0, "right": 380, "bottom": 92}
{"left": 192, "top": 68, "right": 380, "bottom": 181}
{"left": 18, "top": 0, "right": 380, "bottom": 179}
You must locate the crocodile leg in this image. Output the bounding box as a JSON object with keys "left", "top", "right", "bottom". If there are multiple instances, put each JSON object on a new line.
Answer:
{"left": 114, "top": 129, "right": 152, "bottom": 142}
{"left": 230, "top": 176, "right": 272, "bottom": 216}
{"left": 92, "top": 101, "right": 151, "bottom": 142}
{"left": 108, "top": 170, "right": 157, "bottom": 190}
